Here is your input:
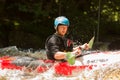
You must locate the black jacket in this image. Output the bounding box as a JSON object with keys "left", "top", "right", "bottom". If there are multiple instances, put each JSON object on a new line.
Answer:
{"left": 45, "top": 33, "right": 73, "bottom": 60}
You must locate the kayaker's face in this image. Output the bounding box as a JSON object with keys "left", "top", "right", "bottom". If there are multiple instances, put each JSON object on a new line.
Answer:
{"left": 57, "top": 25, "right": 68, "bottom": 36}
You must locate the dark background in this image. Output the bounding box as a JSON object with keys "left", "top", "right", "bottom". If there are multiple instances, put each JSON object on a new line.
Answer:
{"left": 0, "top": 0, "right": 120, "bottom": 50}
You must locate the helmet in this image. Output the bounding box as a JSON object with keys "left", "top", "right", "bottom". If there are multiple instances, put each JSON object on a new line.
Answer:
{"left": 54, "top": 16, "right": 70, "bottom": 29}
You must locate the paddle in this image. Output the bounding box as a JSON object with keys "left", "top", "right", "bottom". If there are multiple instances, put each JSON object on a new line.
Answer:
{"left": 66, "top": 36, "right": 95, "bottom": 65}
{"left": 88, "top": 36, "right": 95, "bottom": 49}
{"left": 66, "top": 52, "right": 75, "bottom": 65}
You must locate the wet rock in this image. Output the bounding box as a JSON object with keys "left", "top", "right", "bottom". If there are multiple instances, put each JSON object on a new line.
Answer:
{"left": 92, "top": 42, "right": 109, "bottom": 51}
{"left": 108, "top": 39, "right": 120, "bottom": 50}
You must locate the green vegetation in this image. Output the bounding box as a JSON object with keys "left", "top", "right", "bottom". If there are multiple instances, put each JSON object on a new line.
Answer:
{"left": 0, "top": 0, "right": 120, "bottom": 49}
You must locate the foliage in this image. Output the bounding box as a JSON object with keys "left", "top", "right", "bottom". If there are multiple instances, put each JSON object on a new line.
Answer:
{"left": 0, "top": 0, "right": 120, "bottom": 49}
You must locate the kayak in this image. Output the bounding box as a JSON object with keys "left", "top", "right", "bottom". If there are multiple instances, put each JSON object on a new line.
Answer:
{"left": 0, "top": 56, "right": 54, "bottom": 73}
{"left": 0, "top": 51, "right": 120, "bottom": 76}
{"left": 55, "top": 50, "right": 120, "bottom": 75}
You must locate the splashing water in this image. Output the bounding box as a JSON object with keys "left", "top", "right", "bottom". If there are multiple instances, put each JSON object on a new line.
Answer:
{"left": 0, "top": 62, "right": 120, "bottom": 80}
{"left": 0, "top": 46, "right": 120, "bottom": 80}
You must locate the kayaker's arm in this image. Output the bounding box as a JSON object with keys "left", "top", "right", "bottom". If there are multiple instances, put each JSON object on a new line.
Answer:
{"left": 54, "top": 51, "right": 66, "bottom": 60}
{"left": 73, "top": 43, "right": 89, "bottom": 52}
{"left": 54, "top": 50, "right": 79, "bottom": 60}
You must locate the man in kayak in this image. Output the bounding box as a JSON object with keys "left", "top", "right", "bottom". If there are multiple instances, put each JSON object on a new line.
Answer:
{"left": 45, "top": 16, "right": 89, "bottom": 61}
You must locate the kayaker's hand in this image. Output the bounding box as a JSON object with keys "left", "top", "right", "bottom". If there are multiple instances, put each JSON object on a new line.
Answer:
{"left": 80, "top": 43, "right": 89, "bottom": 50}
{"left": 72, "top": 48, "right": 81, "bottom": 56}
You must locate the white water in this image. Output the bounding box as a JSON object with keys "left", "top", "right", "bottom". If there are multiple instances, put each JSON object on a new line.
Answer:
{"left": 0, "top": 51, "right": 120, "bottom": 80}
{"left": 0, "top": 62, "right": 120, "bottom": 80}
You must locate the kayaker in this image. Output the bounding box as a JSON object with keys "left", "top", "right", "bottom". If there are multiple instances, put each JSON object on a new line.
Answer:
{"left": 45, "top": 16, "right": 89, "bottom": 61}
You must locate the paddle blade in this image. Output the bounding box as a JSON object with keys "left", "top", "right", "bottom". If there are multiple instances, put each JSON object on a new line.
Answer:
{"left": 66, "top": 52, "right": 75, "bottom": 65}
{"left": 88, "top": 36, "right": 95, "bottom": 49}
